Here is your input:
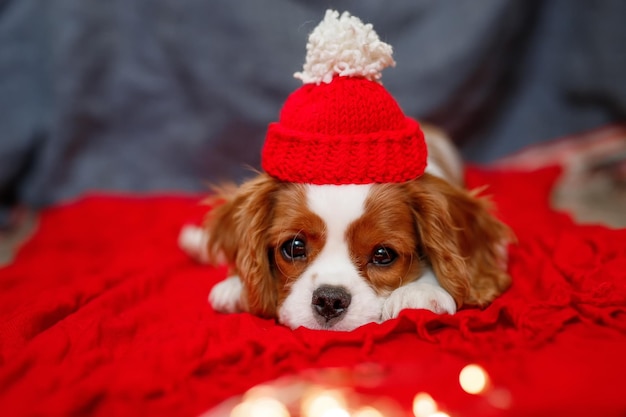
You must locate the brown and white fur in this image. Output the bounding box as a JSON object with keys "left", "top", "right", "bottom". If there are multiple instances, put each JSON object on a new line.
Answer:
{"left": 180, "top": 126, "right": 512, "bottom": 331}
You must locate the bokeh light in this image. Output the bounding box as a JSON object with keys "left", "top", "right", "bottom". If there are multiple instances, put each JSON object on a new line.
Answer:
{"left": 230, "top": 396, "right": 290, "bottom": 417}
{"left": 412, "top": 392, "right": 437, "bottom": 417}
{"left": 459, "top": 364, "right": 489, "bottom": 395}
{"left": 352, "top": 406, "right": 384, "bottom": 417}
{"left": 321, "top": 408, "right": 351, "bottom": 417}
{"left": 302, "top": 389, "right": 349, "bottom": 417}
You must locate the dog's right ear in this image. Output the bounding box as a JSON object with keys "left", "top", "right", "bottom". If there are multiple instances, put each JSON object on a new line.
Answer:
{"left": 204, "top": 173, "right": 282, "bottom": 317}
{"left": 203, "top": 182, "right": 245, "bottom": 266}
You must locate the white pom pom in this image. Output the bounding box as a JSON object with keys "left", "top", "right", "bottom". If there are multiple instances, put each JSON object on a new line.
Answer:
{"left": 294, "top": 10, "right": 395, "bottom": 85}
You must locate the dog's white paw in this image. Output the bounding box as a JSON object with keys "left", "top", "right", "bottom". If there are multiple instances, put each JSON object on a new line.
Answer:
{"left": 381, "top": 282, "right": 456, "bottom": 320}
{"left": 179, "top": 225, "right": 227, "bottom": 265}
{"left": 179, "top": 225, "right": 210, "bottom": 263}
{"left": 209, "top": 276, "right": 243, "bottom": 313}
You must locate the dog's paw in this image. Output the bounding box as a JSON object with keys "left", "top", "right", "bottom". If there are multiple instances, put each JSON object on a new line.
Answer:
{"left": 208, "top": 276, "right": 243, "bottom": 313}
{"left": 179, "top": 225, "right": 227, "bottom": 265}
{"left": 381, "top": 282, "right": 456, "bottom": 320}
{"left": 179, "top": 225, "right": 210, "bottom": 263}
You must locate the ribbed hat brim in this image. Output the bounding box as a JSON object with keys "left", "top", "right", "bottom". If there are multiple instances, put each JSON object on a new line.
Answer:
{"left": 262, "top": 117, "right": 427, "bottom": 185}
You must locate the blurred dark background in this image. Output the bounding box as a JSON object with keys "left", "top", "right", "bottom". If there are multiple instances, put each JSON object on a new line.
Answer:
{"left": 1, "top": 0, "right": 625, "bottom": 224}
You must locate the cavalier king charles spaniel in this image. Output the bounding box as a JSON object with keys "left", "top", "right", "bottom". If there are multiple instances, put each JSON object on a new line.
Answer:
{"left": 180, "top": 10, "right": 512, "bottom": 331}
{"left": 180, "top": 127, "right": 512, "bottom": 331}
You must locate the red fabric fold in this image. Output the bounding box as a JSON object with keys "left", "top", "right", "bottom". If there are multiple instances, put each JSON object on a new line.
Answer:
{"left": 1, "top": 167, "right": 625, "bottom": 417}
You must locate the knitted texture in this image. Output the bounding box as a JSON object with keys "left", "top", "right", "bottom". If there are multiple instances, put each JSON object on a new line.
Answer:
{"left": 261, "top": 10, "right": 427, "bottom": 185}
{"left": 3, "top": 167, "right": 626, "bottom": 416}
{"left": 262, "top": 77, "right": 427, "bottom": 184}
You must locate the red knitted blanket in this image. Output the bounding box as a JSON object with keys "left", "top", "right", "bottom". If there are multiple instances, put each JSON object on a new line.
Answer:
{"left": 1, "top": 167, "right": 625, "bottom": 417}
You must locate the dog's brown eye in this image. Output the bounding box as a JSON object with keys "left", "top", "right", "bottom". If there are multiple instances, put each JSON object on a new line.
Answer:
{"left": 370, "top": 246, "right": 397, "bottom": 266}
{"left": 280, "top": 237, "right": 307, "bottom": 261}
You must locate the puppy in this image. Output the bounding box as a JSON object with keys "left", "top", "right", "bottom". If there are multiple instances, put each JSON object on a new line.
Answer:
{"left": 180, "top": 126, "right": 511, "bottom": 331}
{"left": 179, "top": 10, "right": 511, "bottom": 331}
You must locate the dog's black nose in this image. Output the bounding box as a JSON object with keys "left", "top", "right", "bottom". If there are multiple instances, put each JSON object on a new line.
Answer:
{"left": 312, "top": 285, "right": 351, "bottom": 320}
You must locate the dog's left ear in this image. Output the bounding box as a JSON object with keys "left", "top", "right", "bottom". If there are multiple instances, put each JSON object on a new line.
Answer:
{"left": 406, "top": 174, "right": 512, "bottom": 307}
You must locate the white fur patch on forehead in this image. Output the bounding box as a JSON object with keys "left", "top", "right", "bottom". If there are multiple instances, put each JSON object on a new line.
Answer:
{"left": 278, "top": 183, "right": 380, "bottom": 330}
{"left": 305, "top": 184, "right": 371, "bottom": 233}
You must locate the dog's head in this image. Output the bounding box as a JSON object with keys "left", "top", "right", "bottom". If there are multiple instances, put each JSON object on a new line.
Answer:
{"left": 205, "top": 172, "right": 510, "bottom": 330}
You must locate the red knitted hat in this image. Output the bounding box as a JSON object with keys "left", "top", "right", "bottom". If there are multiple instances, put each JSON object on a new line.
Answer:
{"left": 262, "top": 10, "right": 427, "bottom": 185}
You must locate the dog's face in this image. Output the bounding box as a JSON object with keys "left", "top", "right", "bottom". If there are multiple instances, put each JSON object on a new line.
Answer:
{"left": 271, "top": 182, "right": 423, "bottom": 330}
{"left": 206, "top": 172, "right": 510, "bottom": 331}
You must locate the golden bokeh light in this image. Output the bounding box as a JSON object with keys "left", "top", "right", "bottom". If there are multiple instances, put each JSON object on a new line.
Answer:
{"left": 352, "top": 406, "right": 384, "bottom": 417}
{"left": 321, "top": 408, "right": 351, "bottom": 417}
{"left": 302, "top": 389, "right": 348, "bottom": 417}
{"left": 230, "top": 396, "right": 290, "bottom": 417}
{"left": 412, "top": 392, "right": 437, "bottom": 417}
{"left": 459, "top": 364, "right": 489, "bottom": 395}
